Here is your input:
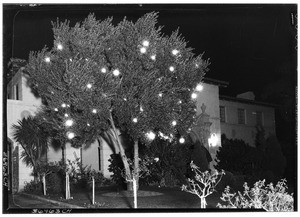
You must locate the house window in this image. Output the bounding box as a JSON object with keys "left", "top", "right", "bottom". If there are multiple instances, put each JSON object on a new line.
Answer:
{"left": 256, "top": 111, "right": 263, "bottom": 126}
{"left": 220, "top": 106, "right": 226, "bottom": 122}
{"left": 238, "top": 108, "right": 246, "bottom": 124}
{"left": 14, "top": 84, "right": 19, "bottom": 100}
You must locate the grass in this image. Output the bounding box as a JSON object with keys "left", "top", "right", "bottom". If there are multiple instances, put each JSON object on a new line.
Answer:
{"left": 37, "top": 185, "right": 223, "bottom": 209}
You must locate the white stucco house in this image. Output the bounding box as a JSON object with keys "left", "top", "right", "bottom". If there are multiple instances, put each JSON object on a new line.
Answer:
{"left": 5, "top": 70, "right": 276, "bottom": 192}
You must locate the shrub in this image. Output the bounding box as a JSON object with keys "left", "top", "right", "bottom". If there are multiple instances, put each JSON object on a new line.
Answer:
{"left": 215, "top": 135, "right": 259, "bottom": 175}
{"left": 217, "top": 179, "right": 294, "bottom": 211}
{"left": 182, "top": 162, "right": 225, "bottom": 208}
{"left": 23, "top": 180, "right": 43, "bottom": 194}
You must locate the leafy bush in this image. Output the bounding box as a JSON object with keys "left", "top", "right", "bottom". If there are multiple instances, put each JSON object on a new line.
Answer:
{"left": 215, "top": 135, "right": 259, "bottom": 175}
{"left": 23, "top": 180, "right": 43, "bottom": 194}
{"left": 144, "top": 138, "right": 192, "bottom": 187}
{"left": 217, "top": 179, "right": 294, "bottom": 211}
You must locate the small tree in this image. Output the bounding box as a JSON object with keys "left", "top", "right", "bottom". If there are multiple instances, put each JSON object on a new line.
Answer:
{"left": 25, "top": 12, "right": 209, "bottom": 195}
{"left": 182, "top": 162, "right": 224, "bottom": 208}
{"left": 11, "top": 116, "right": 49, "bottom": 183}
{"left": 217, "top": 179, "right": 294, "bottom": 211}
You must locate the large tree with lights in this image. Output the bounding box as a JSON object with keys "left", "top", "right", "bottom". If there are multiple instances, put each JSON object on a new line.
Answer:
{"left": 25, "top": 12, "right": 209, "bottom": 193}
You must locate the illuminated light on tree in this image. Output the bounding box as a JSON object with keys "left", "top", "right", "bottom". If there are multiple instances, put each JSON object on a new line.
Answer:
{"left": 140, "top": 47, "right": 147, "bottom": 54}
{"left": 64, "top": 113, "right": 69, "bottom": 117}
{"left": 178, "top": 100, "right": 182, "bottom": 104}
{"left": 67, "top": 131, "right": 75, "bottom": 139}
{"left": 140, "top": 106, "right": 144, "bottom": 112}
{"left": 169, "top": 66, "right": 175, "bottom": 72}
{"left": 142, "top": 40, "right": 149, "bottom": 47}
{"left": 101, "top": 67, "right": 107, "bottom": 73}
{"left": 69, "top": 58, "right": 72, "bottom": 62}
{"left": 146, "top": 131, "right": 156, "bottom": 140}
{"left": 87, "top": 123, "right": 90, "bottom": 127}
{"left": 65, "top": 119, "right": 74, "bottom": 127}
{"left": 87, "top": 83, "right": 92, "bottom": 89}
{"left": 158, "top": 92, "right": 163, "bottom": 97}
{"left": 92, "top": 109, "right": 97, "bottom": 114}
{"left": 196, "top": 84, "right": 204, "bottom": 92}
{"left": 132, "top": 117, "right": 138, "bottom": 123}
{"left": 172, "top": 49, "right": 179, "bottom": 55}
{"left": 191, "top": 92, "right": 198, "bottom": 99}
{"left": 172, "top": 120, "right": 177, "bottom": 126}
{"left": 113, "top": 69, "right": 120, "bottom": 76}
{"left": 54, "top": 108, "right": 58, "bottom": 112}
{"left": 61, "top": 103, "right": 66, "bottom": 108}
{"left": 44, "top": 57, "right": 51, "bottom": 63}
{"left": 57, "top": 43, "right": 63, "bottom": 50}
{"left": 179, "top": 137, "right": 185, "bottom": 144}
{"left": 150, "top": 55, "right": 156, "bottom": 60}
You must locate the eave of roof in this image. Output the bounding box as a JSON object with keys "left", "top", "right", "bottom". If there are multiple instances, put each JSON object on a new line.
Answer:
{"left": 202, "top": 77, "right": 229, "bottom": 87}
{"left": 219, "top": 95, "right": 278, "bottom": 108}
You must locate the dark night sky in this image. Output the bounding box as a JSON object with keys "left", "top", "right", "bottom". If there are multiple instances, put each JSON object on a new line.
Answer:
{"left": 3, "top": 4, "right": 297, "bottom": 99}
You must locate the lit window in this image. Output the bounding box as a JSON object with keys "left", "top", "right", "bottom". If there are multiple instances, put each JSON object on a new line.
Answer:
{"left": 238, "top": 108, "right": 246, "bottom": 124}
{"left": 220, "top": 106, "right": 226, "bottom": 123}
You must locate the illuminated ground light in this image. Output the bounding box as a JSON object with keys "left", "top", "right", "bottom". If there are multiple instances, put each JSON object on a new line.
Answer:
{"left": 113, "top": 69, "right": 120, "bottom": 76}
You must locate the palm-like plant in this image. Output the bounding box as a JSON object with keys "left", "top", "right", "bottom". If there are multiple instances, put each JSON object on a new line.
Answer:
{"left": 11, "top": 116, "right": 49, "bottom": 182}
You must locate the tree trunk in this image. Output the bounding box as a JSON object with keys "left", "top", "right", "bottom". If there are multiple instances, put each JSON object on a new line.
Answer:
{"left": 200, "top": 197, "right": 207, "bottom": 208}
{"left": 108, "top": 112, "right": 132, "bottom": 186}
{"left": 134, "top": 140, "right": 139, "bottom": 190}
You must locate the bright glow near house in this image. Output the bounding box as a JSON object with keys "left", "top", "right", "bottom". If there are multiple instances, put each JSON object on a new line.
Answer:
{"left": 208, "top": 133, "right": 218, "bottom": 147}
{"left": 67, "top": 132, "right": 75, "bottom": 139}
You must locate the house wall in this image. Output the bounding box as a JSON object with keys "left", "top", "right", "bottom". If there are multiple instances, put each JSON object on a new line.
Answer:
{"left": 195, "top": 82, "right": 222, "bottom": 160}
{"left": 6, "top": 72, "right": 42, "bottom": 191}
{"left": 219, "top": 99, "right": 276, "bottom": 146}
{"left": 81, "top": 137, "right": 119, "bottom": 178}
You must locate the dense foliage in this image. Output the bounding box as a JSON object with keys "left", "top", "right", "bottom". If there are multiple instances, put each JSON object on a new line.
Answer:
{"left": 217, "top": 179, "right": 294, "bottom": 211}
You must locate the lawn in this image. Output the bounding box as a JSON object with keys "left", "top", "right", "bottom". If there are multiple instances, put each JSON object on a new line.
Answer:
{"left": 38, "top": 185, "right": 223, "bottom": 209}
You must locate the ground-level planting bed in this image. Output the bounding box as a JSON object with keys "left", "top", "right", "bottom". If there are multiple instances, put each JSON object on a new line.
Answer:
{"left": 36, "top": 185, "right": 222, "bottom": 209}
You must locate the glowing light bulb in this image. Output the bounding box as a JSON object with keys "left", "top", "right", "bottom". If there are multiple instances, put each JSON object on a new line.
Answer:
{"left": 64, "top": 113, "right": 69, "bottom": 117}
{"left": 154, "top": 157, "right": 159, "bottom": 162}
{"left": 158, "top": 93, "right": 163, "bottom": 97}
{"left": 132, "top": 118, "right": 138, "bottom": 123}
{"left": 92, "top": 109, "right": 97, "bottom": 114}
{"left": 196, "top": 84, "right": 203, "bottom": 92}
{"left": 172, "top": 49, "right": 179, "bottom": 55}
{"left": 140, "top": 106, "right": 144, "bottom": 112}
{"left": 169, "top": 66, "right": 175, "bottom": 72}
{"left": 179, "top": 137, "right": 185, "bottom": 144}
{"left": 178, "top": 100, "right": 182, "bottom": 104}
{"left": 65, "top": 119, "right": 73, "bottom": 127}
{"left": 69, "top": 58, "right": 72, "bottom": 62}
{"left": 45, "top": 57, "right": 51, "bottom": 63}
{"left": 172, "top": 120, "right": 177, "bottom": 126}
{"left": 57, "top": 43, "right": 63, "bottom": 50}
{"left": 124, "top": 98, "right": 127, "bottom": 101}
{"left": 87, "top": 123, "right": 90, "bottom": 127}
{"left": 101, "top": 67, "right": 107, "bottom": 73}
{"left": 87, "top": 83, "right": 92, "bottom": 89}
{"left": 54, "top": 108, "right": 58, "bottom": 112}
{"left": 151, "top": 55, "right": 156, "bottom": 60}
{"left": 142, "top": 40, "right": 149, "bottom": 47}
{"left": 146, "top": 131, "right": 156, "bottom": 140}
{"left": 191, "top": 93, "right": 197, "bottom": 99}
{"left": 113, "top": 69, "right": 120, "bottom": 76}
{"left": 61, "top": 103, "right": 66, "bottom": 108}
{"left": 67, "top": 132, "right": 75, "bottom": 139}
{"left": 140, "top": 47, "right": 147, "bottom": 54}
{"left": 195, "top": 63, "right": 199, "bottom": 68}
